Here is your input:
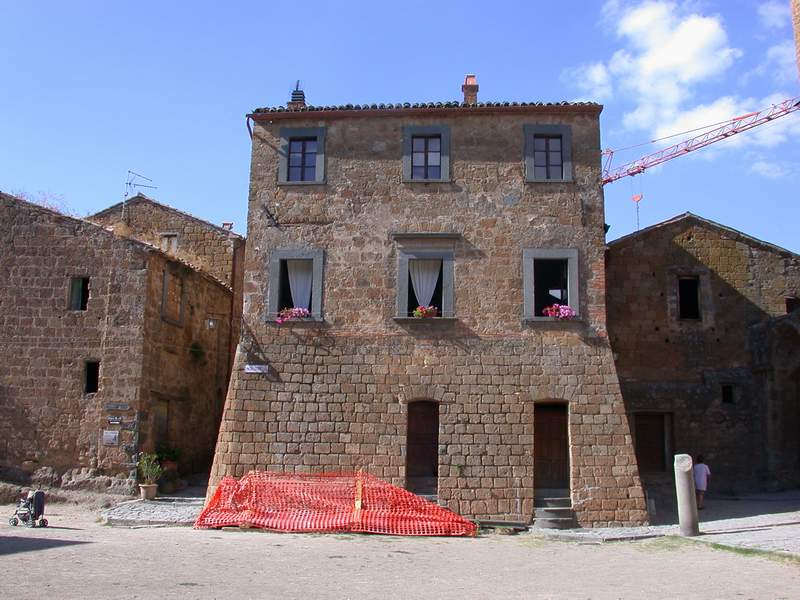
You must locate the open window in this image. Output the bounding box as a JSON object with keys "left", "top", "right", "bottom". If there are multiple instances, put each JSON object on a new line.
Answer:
{"left": 395, "top": 250, "right": 454, "bottom": 318}
{"left": 85, "top": 360, "right": 100, "bottom": 394}
{"left": 68, "top": 277, "right": 90, "bottom": 311}
{"left": 523, "top": 249, "right": 579, "bottom": 320}
{"left": 678, "top": 277, "right": 701, "bottom": 320}
{"left": 267, "top": 249, "right": 324, "bottom": 320}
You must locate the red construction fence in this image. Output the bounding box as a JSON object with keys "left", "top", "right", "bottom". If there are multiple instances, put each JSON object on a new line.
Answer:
{"left": 195, "top": 470, "right": 476, "bottom": 536}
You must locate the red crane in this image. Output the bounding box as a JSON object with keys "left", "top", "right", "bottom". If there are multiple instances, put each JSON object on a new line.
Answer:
{"left": 601, "top": 96, "right": 800, "bottom": 185}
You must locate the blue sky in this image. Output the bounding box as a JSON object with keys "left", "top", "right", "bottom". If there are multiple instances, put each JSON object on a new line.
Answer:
{"left": 1, "top": 1, "right": 798, "bottom": 251}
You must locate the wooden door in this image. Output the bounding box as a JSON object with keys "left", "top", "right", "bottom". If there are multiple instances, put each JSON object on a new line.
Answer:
{"left": 406, "top": 401, "right": 439, "bottom": 495}
{"left": 534, "top": 404, "right": 569, "bottom": 489}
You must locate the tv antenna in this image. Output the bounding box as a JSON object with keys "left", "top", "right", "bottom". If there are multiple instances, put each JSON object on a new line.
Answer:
{"left": 122, "top": 170, "right": 157, "bottom": 219}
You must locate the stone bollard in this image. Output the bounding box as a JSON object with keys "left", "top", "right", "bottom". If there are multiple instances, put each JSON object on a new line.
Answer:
{"left": 674, "top": 454, "right": 699, "bottom": 536}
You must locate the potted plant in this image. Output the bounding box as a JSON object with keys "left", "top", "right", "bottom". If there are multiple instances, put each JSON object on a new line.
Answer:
{"left": 412, "top": 305, "right": 438, "bottom": 318}
{"left": 542, "top": 303, "right": 576, "bottom": 320}
{"left": 156, "top": 445, "right": 181, "bottom": 474}
{"left": 276, "top": 307, "right": 310, "bottom": 325}
{"left": 137, "top": 452, "right": 162, "bottom": 500}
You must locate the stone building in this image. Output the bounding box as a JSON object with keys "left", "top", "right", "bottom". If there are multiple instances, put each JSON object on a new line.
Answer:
{"left": 607, "top": 213, "right": 800, "bottom": 502}
{"left": 0, "top": 192, "right": 234, "bottom": 488}
{"left": 208, "top": 79, "right": 648, "bottom": 527}
{"left": 88, "top": 193, "right": 245, "bottom": 369}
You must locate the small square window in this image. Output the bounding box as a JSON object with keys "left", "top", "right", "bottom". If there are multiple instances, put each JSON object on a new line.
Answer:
{"left": 403, "top": 126, "right": 450, "bottom": 182}
{"left": 278, "top": 127, "right": 325, "bottom": 185}
{"left": 524, "top": 124, "right": 572, "bottom": 182}
{"left": 160, "top": 234, "right": 178, "bottom": 254}
{"left": 721, "top": 384, "right": 735, "bottom": 404}
{"left": 678, "top": 277, "right": 700, "bottom": 320}
{"left": 85, "top": 361, "right": 100, "bottom": 394}
{"left": 786, "top": 297, "right": 799, "bottom": 314}
{"left": 523, "top": 249, "right": 579, "bottom": 320}
{"left": 68, "top": 277, "right": 89, "bottom": 311}
{"left": 267, "top": 249, "right": 324, "bottom": 320}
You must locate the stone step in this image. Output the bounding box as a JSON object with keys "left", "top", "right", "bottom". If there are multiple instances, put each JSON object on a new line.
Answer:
{"left": 534, "top": 496, "right": 572, "bottom": 508}
{"left": 532, "top": 515, "right": 578, "bottom": 530}
{"left": 534, "top": 506, "right": 575, "bottom": 520}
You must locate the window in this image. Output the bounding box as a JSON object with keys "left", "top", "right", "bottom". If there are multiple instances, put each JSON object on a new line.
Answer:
{"left": 786, "top": 297, "right": 799, "bottom": 314}
{"left": 287, "top": 138, "right": 317, "bottom": 182}
{"left": 523, "top": 249, "right": 579, "bottom": 320}
{"left": 278, "top": 127, "right": 326, "bottom": 185}
{"left": 524, "top": 124, "right": 572, "bottom": 182}
{"left": 68, "top": 277, "right": 89, "bottom": 311}
{"left": 159, "top": 233, "right": 178, "bottom": 254}
{"left": 267, "top": 249, "right": 324, "bottom": 320}
{"left": 161, "top": 269, "right": 184, "bottom": 325}
{"left": 85, "top": 361, "right": 100, "bottom": 394}
{"left": 633, "top": 413, "right": 672, "bottom": 473}
{"left": 678, "top": 277, "right": 700, "bottom": 320}
{"left": 721, "top": 384, "right": 735, "bottom": 404}
{"left": 411, "top": 136, "right": 441, "bottom": 180}
{"left": 402, "top": 125, "right": 450, "bottom": 182}
{"left": 396, "top": 250, "right": 454, "bottom": 318}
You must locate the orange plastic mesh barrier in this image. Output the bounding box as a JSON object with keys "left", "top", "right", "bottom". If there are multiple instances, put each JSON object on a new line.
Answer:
{"left": 195, "top": 471, "right": 476, "bottom": 536}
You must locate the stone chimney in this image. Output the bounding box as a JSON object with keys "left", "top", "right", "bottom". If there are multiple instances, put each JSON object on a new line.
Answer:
{"left": 287, "top": 81, "right": 306, "bottom": 110}
{"left": 222, "top": 222, "right": 233, "bottom": 231}
{"left": 462, "top": 74, "right": 479, "bottom": 105}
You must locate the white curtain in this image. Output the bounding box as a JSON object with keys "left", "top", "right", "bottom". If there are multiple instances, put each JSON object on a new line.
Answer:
{"left": 286, "top": 259, "right": 313, "bottom": 310}
{"left": 409, "top": 259, "right": 441, "bottom": 307}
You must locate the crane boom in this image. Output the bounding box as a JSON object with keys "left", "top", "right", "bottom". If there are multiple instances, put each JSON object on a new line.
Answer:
{"left": 602, "top": 97, "right": 800, "bottom": 185}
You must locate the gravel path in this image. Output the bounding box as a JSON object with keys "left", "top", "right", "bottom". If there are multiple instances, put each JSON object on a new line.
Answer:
{"left": 2, "top": 504, "right": 800, "bottom": 599}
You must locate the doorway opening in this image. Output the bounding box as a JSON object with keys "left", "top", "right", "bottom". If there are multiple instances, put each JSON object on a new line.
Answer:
{"left": 406, "top": 401, "right": 439, "bottom": 497}
{"left": 534, "top": 403, "right": 570, "bottom": 492}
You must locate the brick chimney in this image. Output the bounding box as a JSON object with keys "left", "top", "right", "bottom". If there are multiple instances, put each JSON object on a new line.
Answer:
{"left": 287, "top": 81, "right": 306, "bottom": 110}
{"left": 462, "top": 74, "right": 479, "bottom": 105}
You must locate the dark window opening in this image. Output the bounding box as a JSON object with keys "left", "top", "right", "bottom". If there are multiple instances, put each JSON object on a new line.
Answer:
{"left": 722, "top": 384, "right": 735, "bottom": 404}
{"left": 678, "top": 277, "right": 701, "bottom": 320}
{"left": 85, "top": 361, "right": 100, "bottom": 394}
{"left": 533, "top": 135, "right": 563, "bottom": 180}
{"left": 786, "top": 297, "right": 800, "bottom": 314}
{"left": 534, "top": 259, "right": 569, "bottom": 316}
{"left": 287, "top": 138, "right": 317, "bottom": 182}
{"left": 160, "top": 234, "right": 178, "bottom": 253}
{"left": 278, "top": 259, "right": 313, "bottom": 311}
{"left": 633, "top": 413, "right": 671, "bottom": 472}
{"left": 406, "top": 262, "right": 443, "bottom": 316}
{"left": 69, "top": 277, "right": 89, "bottom": 311}
{"left": 411, "top": 135, "right": 442, "bottom": 180}
{"left": 406, "top": 401, "right": 439, "bottom": 496}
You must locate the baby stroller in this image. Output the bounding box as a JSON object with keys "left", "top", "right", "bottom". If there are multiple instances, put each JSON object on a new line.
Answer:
{"left": 8, "top": 489, "right": 48, "bottom": 528}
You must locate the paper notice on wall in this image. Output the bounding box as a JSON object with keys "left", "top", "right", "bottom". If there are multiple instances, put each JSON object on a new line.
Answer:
{"left": 102, "top": 430, "right": 119, "bottom": 446}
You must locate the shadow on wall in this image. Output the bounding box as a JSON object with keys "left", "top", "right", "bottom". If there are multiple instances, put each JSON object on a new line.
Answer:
{"left": 608, "top": 224, "right": 800, "bottom": 501}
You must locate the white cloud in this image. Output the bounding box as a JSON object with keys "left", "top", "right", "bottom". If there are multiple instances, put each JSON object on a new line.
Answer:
{"left": 567, "top": 2, "right": 743, "bottom": 132}
{"left": 757, "top": 2, "right": 790, "bottom": 29}
{"left": 750, "top": 160, "right": 791, "bottom": 179}
{"left": 564, "top": 62, "right": 613, "bottom": 101}
{"left": 740, "top": 41, "right": 797, "bottom": 85}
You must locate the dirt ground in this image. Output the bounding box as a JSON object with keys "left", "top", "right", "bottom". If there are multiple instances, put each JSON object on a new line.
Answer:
{"left": 2, "top": 504, "right": 799, "bottom": 600}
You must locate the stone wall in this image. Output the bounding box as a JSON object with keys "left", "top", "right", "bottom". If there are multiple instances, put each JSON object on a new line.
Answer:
{"left": 607, "top": 215, "right": 800, "bottom": 494}
{"left": 137, "top": 252, "right": 233, "bottom": 473}
{"left": 209, "top": 107, "right": 647, "bottom": 526}
{"left": 0, "top": 193, "right": 148, "bottom": 476}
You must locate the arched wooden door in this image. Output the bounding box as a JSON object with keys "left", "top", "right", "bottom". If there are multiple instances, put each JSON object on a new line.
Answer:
{"left": 406, "top": 401, "right": 439, "bottom": 496}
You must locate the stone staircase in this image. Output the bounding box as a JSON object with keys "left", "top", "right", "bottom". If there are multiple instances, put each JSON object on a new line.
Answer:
{"left": 533, "top": 488, "right": 577, "bottom": 529}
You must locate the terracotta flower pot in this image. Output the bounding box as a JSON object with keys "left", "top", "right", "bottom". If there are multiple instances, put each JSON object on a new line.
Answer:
{"left": 139, "top": 483, "right": 158, "bottom": 500}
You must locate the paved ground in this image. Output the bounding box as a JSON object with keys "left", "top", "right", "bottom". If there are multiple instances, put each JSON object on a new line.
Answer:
{"left": 3, "top": 502, "right": 800, "bottom": 599}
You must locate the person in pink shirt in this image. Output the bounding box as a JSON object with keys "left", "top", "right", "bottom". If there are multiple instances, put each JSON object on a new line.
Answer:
{"left": 693, "top": 455, "right": 711, "bottom": 510}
